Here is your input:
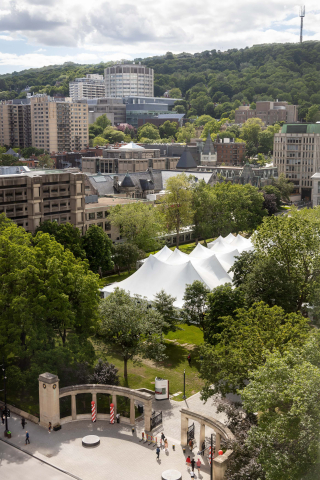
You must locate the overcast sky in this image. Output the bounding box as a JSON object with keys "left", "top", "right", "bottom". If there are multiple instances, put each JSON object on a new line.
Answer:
{"left": 0, "top": 0, "right": 319, "bottom": 74}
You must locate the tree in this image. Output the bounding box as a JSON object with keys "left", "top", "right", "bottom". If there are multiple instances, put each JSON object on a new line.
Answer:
{"left": 253, "top": 208, "right": 320, "bottom": 311}
{"left": 95, "top": 114, "right": 112, "bottom": 130}
{"left": 176, "top": 123, "right": 196, "bottom": 143}
{"left": 242, "top": 335, "right": 320, "bottom": 480}
{"left": 112, "top": 243, "right": 144, "bottom": 274}
{"left": 35, "top": 220, "right": 86, "bottom": 259}
{"left": 194, "top": 115, "right": 213, "bottom": 127}
{"left": 173, "top": 105, "right": 186, "bottom": 114}
{"left": 200, "top": 302, "right": 309, "bottom": 398}
{"left": 98, "top": 288, "right": 167, "bottom": 381}
{"left": 103, "top": 126, "right": 125, "bottom": 143}
{"left": 89, "top": 124, "right": 104, "bottom": 137}
{"left": 153, "top": 290, "right": 180, "bottom": 334}
{"left": 169, "top": 88, "right": 182, "bottom": 98}
{"left": 88, "top": 359, "right": 119, "bottom": 385}
{"left": 37, "top": 154, "right": 55, "bottom": 169}
{"left": 93, "top": 136, "right": 109, "bottom": 146}
{"left": 306, "top": 105, "right": 320, "bottom": 123}
{"left": 262, "top": 192, "right": 278, "bottom": 216}
{"left": 137, "top": 123, "right": 160, "bottom": 141}
{"left": 182, "top": 281, "right": 210, "bottom": 329}
{"left": 240, "top": 118, "right": 264, "bottom": 146}
{"left": 160, "top": 173, "right": 194, "bottom": 248}
{"left": 82, "top": 225, "right": 113, "bottom": 274}
{"left": 159, "top": 121, "right": 178, "bottom": 139}
{"left": 109, "top": 203, "right": 164, "bottom": 252}
{"left": 272, "top": 173, "right": 294, "bottom": 202}
{"left": 262, "top": 185, "right": 281, "bottom": 208}
{"left": 201, "top": 119, "right": 225, "bottom": 139}
{"left": 0, "top": 154, "right": 23, "bottom": 167}
{"left": 204, "top": 284, "right": 245, "bottom": 344}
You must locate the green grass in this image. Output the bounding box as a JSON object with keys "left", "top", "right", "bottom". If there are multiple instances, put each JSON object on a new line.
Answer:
{"left": 93, "top": 323, "right": 205, "bottom": 399}
{"left": 100, "top": 270, "right": 134, "bottom": 286}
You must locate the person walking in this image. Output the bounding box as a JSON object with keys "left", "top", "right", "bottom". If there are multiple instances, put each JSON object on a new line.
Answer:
{"left": 156, "top": 445, "right": 160, "bottom": 460}
{"left": 21, "top": 418, "right": 26, "bottom": 429}
{"left": 164, "top": 438, "right": 168, "bottom": 452}
{"left": 1, "top": 413, "right": 5, "bottom": 425}
{"left": 188, "top": 438, "right": 193, "bottom": 451}
{"left": 191, "top": 458, "right": 195, "bottom": 472}
{"left": 187, "top": 354, "right": 191, "bottom": 366}
{"left": 186, "top": 455, "right": 191, "bottom": 467}
{"left": 48, "top": 422, "right": 52, "bottom": 433}
{"left": 161, "top": 432, "right": 165, "bottom": 448}
{"left": 25, "top": 431, "right": 30, "bottom": 445}
{"left": 197, "top": 457, "right": 201, "bottom": 473}
{"left": 201, "top": 440, "right": 205, "bottom": 456}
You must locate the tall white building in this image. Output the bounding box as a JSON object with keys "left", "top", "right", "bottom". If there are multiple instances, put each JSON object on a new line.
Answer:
{"left": 104, "top": 63, "right": 154, "bottom": 98}
{"left": 69, "top": 74, "right": 105, "bottom": 101}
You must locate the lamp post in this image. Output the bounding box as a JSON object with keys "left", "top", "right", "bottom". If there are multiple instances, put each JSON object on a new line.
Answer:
{"left": 182, "top": 369, "right": 186, "bottom": 400}
{"left": 0, "top": 357, "right": 8, "bottom": 433}
{"left": 210, "top": 433, "right": 213, "bottom": 480}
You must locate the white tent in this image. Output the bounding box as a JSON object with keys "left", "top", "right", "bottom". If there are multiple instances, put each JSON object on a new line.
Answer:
{"left": 189, "top": 243, "right": 215, "bottom": 259}
{"left": 153, "top": 245, "right": 173, "bottom": 262}
{"left": 229, "top": 235, "right": 253, "bottom": 252}
{"left": 224, "top": 233, "right": 236, "bottom": 244}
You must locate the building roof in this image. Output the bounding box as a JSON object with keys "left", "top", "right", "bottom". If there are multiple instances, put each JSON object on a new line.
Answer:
{"left": 281, "top": 124, "right": 320, "bottom": 134}
{"left": 157, "top": 114, "right": 185, "bottom": 120}
{"left": 176, "top": 149, "right": 197, "bottom": 169}
{"left": 6, "top": 148, "right": 20, "bottom": 158}
{"left": 203, "top": 133, "right": 214, "bottom": 155}
{"left": 118, "top": 142, "right": 145, "bottom": 151}
{"left": 121, "top": 173, "right": 135, "bottom": 188}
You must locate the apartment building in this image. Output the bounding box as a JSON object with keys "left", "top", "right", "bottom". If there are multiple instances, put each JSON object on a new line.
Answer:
{"left": 105, "top": 63, "right": 154, "bottom": 98}
{"left": 87, "top": 98, "right": 126, "bottom": 125}
{"left": 82, "top": 142, "right": 179, "bottom": 174}
{"left": 0, "top": 169, "right": 85, "bottom": 233}
{"left": 0, "top": 100, "right": 32, "bottom": 148}
{"left": 273, "top": 124, "right": 320, "bottom": 201}
{"left": 214, "top": 137, "right": 246, "bottom": 165}
{"left": 69, "top": 74, "right": 105, "bottom": 101}
{"left": 235, "top": 101, "right": 298, "bottom": 125}
{"left": 30, "top": 95, "right": 89, "bottom": 152}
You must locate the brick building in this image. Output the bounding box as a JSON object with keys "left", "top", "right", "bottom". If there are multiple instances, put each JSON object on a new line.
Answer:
{"left": 214, "top": 138, "right": 245, "bottom": 165}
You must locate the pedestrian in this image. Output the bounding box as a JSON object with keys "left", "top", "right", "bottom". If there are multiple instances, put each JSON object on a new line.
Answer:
{"left": 161, "top": 432, "right": 165, "bottom": 448}
{"left": 1, "top": 413, "right": 5, "bottom": 425}
{"left": 187, "top": 354, "right": 191, "bottom": 366}
{"left": 21, "top": 418, "right": 26, "bottom": 429}
{"left": 25, "top": 431, "right": 30, "bottom": 445}
{"left": 156, "top": 445, "right": 160, "bottom": 460}
{"left": 116, "top": 413, "right": 120, "bottom": 424}
{"left": 201, "top": 440, "right": 205, "bottom": 456}
{"left": 164, "top": 438, "right": 168, "bottom": 452}
{"left": 188, "top": 438, "right": 193, "bottom": 451}
{"left": 190, "top": 471, "right": 195, "bottom": 479}
{"left": 191, "top": 458, "right": 195, "bottom": 472}
{"left": 197, "top": 457, "right": 201, "bottom": 473}
{"left": 186, "top": 455, "right": 191, "bottom": 467}
{"left": 48, "top": 421, "right": 52, "bottom": 433}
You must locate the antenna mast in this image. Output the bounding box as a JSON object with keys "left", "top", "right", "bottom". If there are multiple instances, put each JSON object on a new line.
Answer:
{"left": 299, "top": 6, "right": 305, "bottom": 43}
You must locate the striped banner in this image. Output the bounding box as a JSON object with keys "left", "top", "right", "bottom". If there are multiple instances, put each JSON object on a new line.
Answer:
{"left": 110, "top": 403, "right": 115, "bottom": 424}
{"left": 91, "top": 401, "right": 96, "bottom": 423}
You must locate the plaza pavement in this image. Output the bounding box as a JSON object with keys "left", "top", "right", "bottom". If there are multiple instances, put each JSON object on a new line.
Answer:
{"left": 0, "top": 391, "right": 234, "bottom": 480}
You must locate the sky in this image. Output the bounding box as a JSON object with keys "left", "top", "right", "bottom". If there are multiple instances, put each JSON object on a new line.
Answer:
{"left": 0, "top": 0, "right": 320, "bottom": 74}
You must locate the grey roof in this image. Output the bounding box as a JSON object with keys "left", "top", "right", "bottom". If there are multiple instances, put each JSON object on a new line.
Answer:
{"left": 88, "top": 175, "right": 116, "bottom": 195}
{"left": 6, "top": 148, "right": 20, "bottom": 157}
{"left": 157, "top": 114, "right": 185, "bottom": 120}
{"left": 121, "top": 173, "right": 135, "bottom": 188}
{"left": 176, "top": 149, "right": 197, "bottom": 169}
{"left": 203, "top": 133, "right": 214, "bottom": 155}
{"left": 140, "top": 179, "right": 154, "bottom": 191}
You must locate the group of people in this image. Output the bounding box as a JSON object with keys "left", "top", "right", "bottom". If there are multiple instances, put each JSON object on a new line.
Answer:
{"left": 156, "top": 432, "right": 169, "bottom": 459}
{"left": 186, "top": 455, "right": 202, "bottom": 477}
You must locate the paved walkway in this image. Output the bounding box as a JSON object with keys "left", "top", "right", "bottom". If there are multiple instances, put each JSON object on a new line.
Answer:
{"left": 0, "top": 392, "right": 233, "bottom": 480}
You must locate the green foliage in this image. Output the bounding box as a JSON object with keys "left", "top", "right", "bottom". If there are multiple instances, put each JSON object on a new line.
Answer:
{"left": 242, "top": 333, "right": 320, "bottom": 480}
{"left": 262, "top": 185, "right": 281, "bottom": 208}
{"left": 37, "top": 154, "right": 55, "bottom": 169}
{"left": 159, "top": 121, "right": 178, "bottom": 139}
{"left": 98, "top": 288, "right": 167, "bottom": 380}
{"left": 182, "top": 280, "right": 210, "bottom": 329}
{"left": 153, "top": 290, "right": 180, "bottom": 334}
{"left": 82, "top": 225, "right": 114, "bottom": 274}
{"left": 194, "top": 115, "right": 213, "bottom": 127}
{"left": 35, "top": 220, "right": 86, "bottom": 259}
{"left": 176, "top": 123, "right": 196, "bottom": 143}
{"left": 103, "top": 126, "right": 125, "bottom": 143}
{"left": 109, "top": 203, "right": 164, "bottom": 252}
{"left": 169, "top": 87, "right": 182, "bottom": 98}
{"left": 200, "top": 302, "right": 310, "bottom": 398}
{"left": 0, "top": 154, "right": 23, "bottom": 166}
{"left": 137, "top": 123, "right": 160, "bottom": 141}
{"left": 93, "top": 136, "right": 109, "bottom": 146}
{"left": 240, "top": 118, "right": 265, "bottom": 146}
{"left": 272, "top": 173, "right": 294, "bottom": 202}
{"left": 95, "top": 114, "right": 112, "bottom": 130}
{"left": 112, "top": 243, "right": 144, "bottom": 274}
{"left": 20, "top": 147, "right": 45, "bottom": 158}
{"left": 306, "top": 104, "right": 320, "bottom": 123}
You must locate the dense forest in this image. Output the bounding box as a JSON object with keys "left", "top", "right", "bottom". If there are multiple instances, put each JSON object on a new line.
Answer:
{"left": 1, "top": 41, "right": 320, "bottom": 121}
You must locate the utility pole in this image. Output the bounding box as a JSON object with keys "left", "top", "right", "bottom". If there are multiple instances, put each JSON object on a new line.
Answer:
{"left": 0, "top": 357, "right": 8, "bottom": 433}
{"left": 182, "top": 369, "right": 186, "bottom": 400}
{"left": 300, "top": 6, "right": 305, "bottom": 43}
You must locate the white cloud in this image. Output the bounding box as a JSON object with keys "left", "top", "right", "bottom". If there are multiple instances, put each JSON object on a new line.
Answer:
{"left": 0, "top": 0, "right": 320, "bottom": 70}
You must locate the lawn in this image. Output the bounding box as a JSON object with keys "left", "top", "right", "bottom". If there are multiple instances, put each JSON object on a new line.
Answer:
{"left": 93, "top": 323, "right": 205, "bottom": 401}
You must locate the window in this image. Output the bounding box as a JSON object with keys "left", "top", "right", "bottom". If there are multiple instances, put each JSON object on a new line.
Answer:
{"left": 88, "top": 212, "right": 95, "bottom": 220}
{"left": 97, "top": 222, "right": 103, "bottom": 228}
{"left": 105, "top": 222, "right": 111, "bottom": 231}
{"left": 97, "top": 211, "right": 103, "bottom": 219}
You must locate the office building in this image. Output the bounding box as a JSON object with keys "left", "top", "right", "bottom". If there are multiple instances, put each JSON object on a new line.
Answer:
{"left": 274, "top": 123, "right": 320, "bottom": 201}
{"left": 69, "top": 74, "right": 105, "bottom": 101}
{"left": 105, "top": 63, "right": 154, "bottom": 98}
{"left": 235, "top": 101, "right": 298, "bottom": 125}
{"left": 30, "top": 95, "right": 89, "bottom": 153}
{"left": 0, "top": 99, "right": 32, "bottom": 148}
{"left": 87, "top": 98, "right": 126, "bottom": 125}
{"left": 124, "top": 96, "right": 177, "bottom": 128}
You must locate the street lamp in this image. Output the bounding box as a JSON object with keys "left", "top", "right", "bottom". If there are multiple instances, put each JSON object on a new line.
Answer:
{"left": 182, "top": 369, "right": 186, "bottom": 400}
{"left": 0, "top": 356, "right": 8, "bottom": 433}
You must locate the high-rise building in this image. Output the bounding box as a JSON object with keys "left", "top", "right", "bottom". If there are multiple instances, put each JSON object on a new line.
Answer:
{"left": 69, "top": 74, "right": 105, "bottom": 101}
{"left": 30, "top": 95, "right": 89, "bottom": 152}
{"left": 104, "top": 63, "right": 154, "bottom": 98}
{"left": 0, "top": 100, "right": 32, "bottom": 148}
{"left": 273, "top": 124, "right": 320, "bottom": 201}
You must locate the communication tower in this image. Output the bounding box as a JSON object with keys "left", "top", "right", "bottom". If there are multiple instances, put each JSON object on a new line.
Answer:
{"left": 300, "top": 6, "right": 305, "bottom": 43}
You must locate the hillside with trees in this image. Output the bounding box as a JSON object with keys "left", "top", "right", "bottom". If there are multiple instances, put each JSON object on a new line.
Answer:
{"left": 1, "top": 42, "right": 320, "bottom": 122}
